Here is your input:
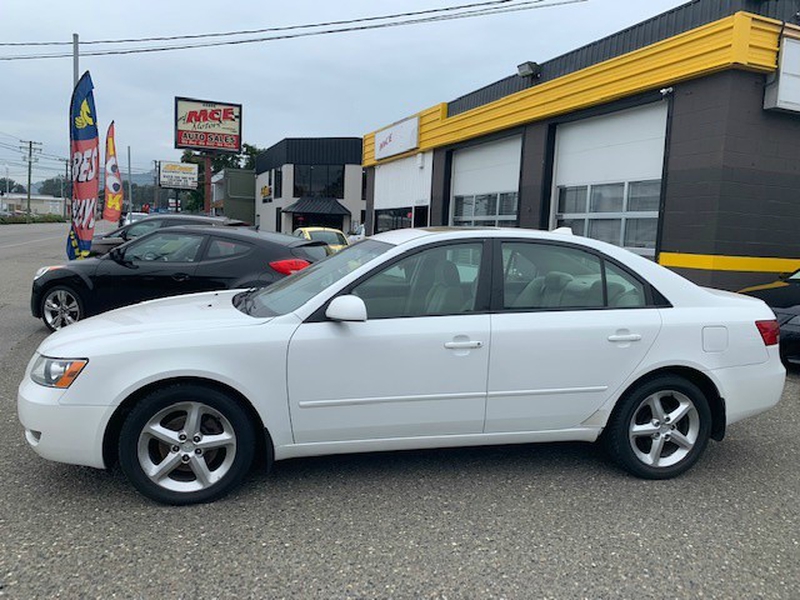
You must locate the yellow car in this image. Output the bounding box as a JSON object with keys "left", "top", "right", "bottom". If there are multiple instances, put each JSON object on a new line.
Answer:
{"left": 293, "top": 227, "right": 349, "bottom": 254}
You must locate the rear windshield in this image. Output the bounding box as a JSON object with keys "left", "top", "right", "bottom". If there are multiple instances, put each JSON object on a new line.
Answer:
{"left": 309, "top": 230, "right": 347, "bottom": 245}
{"left": 235, "top": 240, "right": 391, "bottom": 317}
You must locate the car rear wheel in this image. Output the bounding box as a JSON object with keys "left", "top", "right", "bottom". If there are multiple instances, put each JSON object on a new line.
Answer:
{"left": 118, "top": 384, "right": 256, "bottom": 505}
{"left": 41, "top": 285, "right": 84, "bottom": 331}
{"left": 604, "top": 376, "right": 711, "bottom": 479}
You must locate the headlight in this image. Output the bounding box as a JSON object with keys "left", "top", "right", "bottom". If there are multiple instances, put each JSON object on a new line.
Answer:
{"left": 34, "top": 266, "right": 61, "bottom": 280}
{"left": 30, "top": 356, "right": 88, "bottom": 388}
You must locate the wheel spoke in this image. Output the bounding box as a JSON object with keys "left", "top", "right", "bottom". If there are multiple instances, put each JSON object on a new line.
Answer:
{"left": 144, "top": 423, "right": 181, "bottom": 445}
{"left": 51, "top": 313, "right": 63, "bottom": 328}
{"left": 647, "top": 394, "right": 667, "bottom": 422}
{"left": 667, "top": 400, "right": 693, "bottom": 425}
{"left": 45, "top": 299, "right": 58, "bottom": 311}
{"left": 670, "top": 430, "right": 694, "bottom": 450}
{"left": 196, "top": 431, "right": 235, "bottom": 451}
{"left": 648, "top": 436, "right": 666, "bottom": 466}
{"left": 56, "top": 290, "right": 67, "bottom": 304}
{"left": 630, "top": 423, "right": 659, "bottom": 438}
{"left": 147, "top": 452, "right": 183, "bottom": 481}
{"left": 190, "top": 456, "right": 214, "bottom": 487}
{"left": 183, "top": 403, "right": 203, "bottom": 437}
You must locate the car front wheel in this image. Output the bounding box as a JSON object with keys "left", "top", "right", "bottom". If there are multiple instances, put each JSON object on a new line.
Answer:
{"left": 41, "top": 285, "right": 84, "bottom": 331}
{"left": 604, "top": 376, "right": 711, "bottom": 479}
{"left": 118, "top": 384, "right": 256, "bottom": 505}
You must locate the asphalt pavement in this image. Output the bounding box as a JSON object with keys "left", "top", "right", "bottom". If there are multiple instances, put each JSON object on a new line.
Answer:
{"left": 0, "top": 223, "right": 797, "bottom": 599}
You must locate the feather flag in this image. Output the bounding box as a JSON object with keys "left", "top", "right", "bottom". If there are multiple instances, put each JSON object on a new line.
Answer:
{"left": 67, "top": 71, "right": 99, "bottom": 260}
{"left": 102, "top": 122, "right": 123, "bottom": 223}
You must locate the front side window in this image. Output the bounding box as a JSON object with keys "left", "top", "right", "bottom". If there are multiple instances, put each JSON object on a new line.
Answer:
{"left": 351, "top": 243, "right": 483, "bottom": 319}
{"left": 125, "top": 220, "right": 161, "bottom": 239}
{"left": 125, "top": 232, "right": 204, "bottom": 263}
{"left": 500, "top": 241, "right": 647, "bottom": 310}
{"left": 555, "top": 180, "right": 660, "bottom": 257}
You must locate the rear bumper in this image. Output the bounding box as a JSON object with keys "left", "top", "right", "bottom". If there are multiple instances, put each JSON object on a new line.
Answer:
{"left": 711, "top": 350, "right": 785, "bottom": 426}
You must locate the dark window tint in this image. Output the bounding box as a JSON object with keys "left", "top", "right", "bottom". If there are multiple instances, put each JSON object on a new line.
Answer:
{"left": 293, "top": 165, "right": 345, "bottom": 198}
{"left": 206, "top": 239, "right": 251, "bottom": 259}
{"left": 374, "top": 207, "right": 412, "bottom": 233}
{"left": 125, "top": 232, "right": 204, "bottom": 263}
{"left": 274, "top": 169, "right": 283, "bottom": 199}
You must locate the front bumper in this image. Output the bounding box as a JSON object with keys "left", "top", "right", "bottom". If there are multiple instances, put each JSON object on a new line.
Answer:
{"left": 17, "top": 376, "right": 112, "bottom": 469}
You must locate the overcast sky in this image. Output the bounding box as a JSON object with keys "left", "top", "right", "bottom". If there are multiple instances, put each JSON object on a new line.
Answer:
{"left": 0, "top": 0, "right": 688, "bottom": 183}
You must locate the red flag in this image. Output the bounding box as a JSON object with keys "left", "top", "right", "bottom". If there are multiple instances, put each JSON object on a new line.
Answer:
{"left": 102, "top": 122, "right": 123, "bottom": 223}
{"left": 67, "top": 71, "right": 99, "bottom": 260}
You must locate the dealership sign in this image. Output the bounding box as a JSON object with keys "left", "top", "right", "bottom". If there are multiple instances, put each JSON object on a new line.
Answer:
{"left": 175, "top": 97, "right": 242, "bottom": 152}
{"left": 159, "top": 161, "right": 199, "bottom": 189}
{"left": 374, "top": 116, "right": 419, "bottom": 160}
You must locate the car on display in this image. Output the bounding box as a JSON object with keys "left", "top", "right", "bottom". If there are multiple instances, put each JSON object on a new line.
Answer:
{"left": 91, "top": 214, "right": 250, "bottom": 256}
{"left": 122, "top": 211, "right": 148, "bottom": 226}
{"left": 739, "top": 268, "right": 800, "bottom": 365}
{"left": 293, "top": 226, "right": 349, "bottom": 253}
{"left": 32, "top": 226, "right": 326, "bottom": 331}
{"left": 18, "top": 227, "right": 785, "bottom": 505}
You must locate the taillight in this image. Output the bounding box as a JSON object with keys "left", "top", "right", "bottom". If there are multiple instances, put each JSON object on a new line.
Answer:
{"left": 269, "top": 258, "right": 310, "bottom": 275}
{"left": 755, "top": 320, "right": 780, "bottom": 346}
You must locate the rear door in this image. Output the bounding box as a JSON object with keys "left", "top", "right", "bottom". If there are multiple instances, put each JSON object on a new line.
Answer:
{"left": 485, "top": 240, "right": 662, "bottom": 433}
{"left": 192, "top": 236, "right": 260, "bottom": 292}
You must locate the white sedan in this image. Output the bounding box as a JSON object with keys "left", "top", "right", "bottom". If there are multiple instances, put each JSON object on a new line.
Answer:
{"left": 18, "top": 228, "right": 785, "bottom": 504}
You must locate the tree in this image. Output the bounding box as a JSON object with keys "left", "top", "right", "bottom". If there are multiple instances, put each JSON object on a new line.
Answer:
{"left": 0, "top": 177, "right": 26, "bottom": 194}
{"left": 39, "top": 175, "right": 70, "bottom": 197}
{"left": 179, "top": 144, "right": 263, "bottom": 212}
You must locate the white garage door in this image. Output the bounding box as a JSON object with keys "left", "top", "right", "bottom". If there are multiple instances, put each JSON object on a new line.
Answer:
{"left": 450, "top": 136, "right": 522, "bottom": 227}
{"left": 552, "top": 102, "right": 668, "bottom": 257}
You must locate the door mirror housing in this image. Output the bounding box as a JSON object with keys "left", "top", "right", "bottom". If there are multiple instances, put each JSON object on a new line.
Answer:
{"left": 326, "top": 295, "right": 367, "bottom": 322}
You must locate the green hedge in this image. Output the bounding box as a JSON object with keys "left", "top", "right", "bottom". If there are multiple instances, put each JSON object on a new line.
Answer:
{"left": 0, "top": 214, "right": 68, "bottom": 224}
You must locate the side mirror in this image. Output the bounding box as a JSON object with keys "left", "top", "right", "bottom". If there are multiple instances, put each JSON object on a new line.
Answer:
{"left": 325, "top": 295, "right": 367, "bottom": 322}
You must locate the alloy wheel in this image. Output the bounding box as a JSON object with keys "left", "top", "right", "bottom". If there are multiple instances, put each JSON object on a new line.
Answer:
{"left": 628, "top": 390, "right": 700, "bottom": 469}
{"left": 43, "top": 288, "right": 81, "bottom": 330}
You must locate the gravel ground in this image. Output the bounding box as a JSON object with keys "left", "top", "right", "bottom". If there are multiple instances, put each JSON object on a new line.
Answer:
{"left": 0, "top": 224, "right": 797, "bottom": 599}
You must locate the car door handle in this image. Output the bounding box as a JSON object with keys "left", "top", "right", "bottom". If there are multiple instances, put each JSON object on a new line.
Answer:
{"left": 444, "top": 341, "right": 483, "bottom": 350}
{"left": 172, "top": 273, "right": 190, "bottom": 282}
{"left": 607, "top": 334, "right": 642, "bottom": 342}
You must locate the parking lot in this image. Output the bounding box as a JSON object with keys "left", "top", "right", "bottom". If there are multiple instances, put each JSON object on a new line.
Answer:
{"left": 0, "top": 222, "right": 798, "bottom": 599}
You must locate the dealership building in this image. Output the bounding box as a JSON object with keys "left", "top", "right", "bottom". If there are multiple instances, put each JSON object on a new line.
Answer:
{"left": 363, "top": 0, "right": 800, "bottom": 290}
{"left": 255, "top": 138, "right": 364, "bottom": 234}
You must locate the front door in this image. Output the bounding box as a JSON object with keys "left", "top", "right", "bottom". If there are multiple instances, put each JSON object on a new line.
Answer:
{"left": 94, "top": 230, "right": 205, "bottom": 310}
{"left": 286, "top": 241, "right": 490, "bottom": 443}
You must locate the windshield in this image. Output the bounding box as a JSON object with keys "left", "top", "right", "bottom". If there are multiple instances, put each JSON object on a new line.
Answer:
{"left": 309, "top": 230, "right": 347, "bottom": 245}
{"left": 236, "top": 239, "right": 392, "bottom": 317}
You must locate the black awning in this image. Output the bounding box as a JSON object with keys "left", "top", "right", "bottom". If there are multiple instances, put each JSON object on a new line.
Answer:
{"left": 282, "top": 197, "right": 350, "bottom": 216}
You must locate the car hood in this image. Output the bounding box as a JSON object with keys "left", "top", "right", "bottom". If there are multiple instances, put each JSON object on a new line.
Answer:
{"left": 38, "top": 289, "right": 265, "bottom": 356}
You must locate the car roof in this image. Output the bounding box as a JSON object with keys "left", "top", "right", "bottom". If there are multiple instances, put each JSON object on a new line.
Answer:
{"left": 165, "top": 225, "right": 320, "bottom": 247}
{"left": 135, "top": 214, "right": 245, "bottom": 225}
{"left": 298, "top": 226, "right": 344, "bottom": 233}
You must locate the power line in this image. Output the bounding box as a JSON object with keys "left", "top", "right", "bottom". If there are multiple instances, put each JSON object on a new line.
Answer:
{"left": 0, "top": 0, "right": 516, "bottom": 47}
{"left": 0, "top": 0, "right": 586, "bottom": 61}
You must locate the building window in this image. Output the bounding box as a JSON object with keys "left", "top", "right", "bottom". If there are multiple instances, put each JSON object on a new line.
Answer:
{"left": 375, "top": 207, "right": 412, "bottom": 233}
{"left": 274, "top": 169, "right": 283, "bottom": 199}
{"left": 451, "top": 192, "right": 518, "bottom": 226}
{"left": 293, "top": 165, "right": 345, "bottom": 198}
{"left": 555, "top": 180, "right": 660, "bottom": 257}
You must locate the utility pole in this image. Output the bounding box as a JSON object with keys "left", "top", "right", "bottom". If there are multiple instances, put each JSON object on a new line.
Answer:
{"left": 62, "top": 158, "right": 69, "bottom": 218}
{"left": 127, "top": 146, "right": 133, "bottom": 214}
{"left": 72, "top": 34, "right": 79, "bottom": 88}
{"left": 153, "top": 160, "right": 159, "bottom": 212}
{"left": 21, "top": 140, "right": 42, "bottom": 223}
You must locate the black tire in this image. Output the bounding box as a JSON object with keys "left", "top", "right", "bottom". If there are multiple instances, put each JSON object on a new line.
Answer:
{"left": 603, "top": 375, "right": 712, "bottom": 479}
{"left": 40, "top": 285, "right": 84, "bottom": 331}
{"left": 118, "top": 384, "right": 256, "bottom": 505}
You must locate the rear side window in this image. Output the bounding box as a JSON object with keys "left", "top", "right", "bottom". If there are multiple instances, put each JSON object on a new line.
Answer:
{"left": 500, "top": 241, "right": 648, "bottom": 310}
{"left": 206, "top": 239, "right": 252, "bottom": 259}
{"left": 293, "top": 244, "right": 328, "bottom": 263}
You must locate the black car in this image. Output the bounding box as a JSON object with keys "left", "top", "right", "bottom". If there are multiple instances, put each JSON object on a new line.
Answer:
{"left": 90, "top": 214, "right": 250, "bottom": 256}
{"left": 739, "top": 269, "right": 800, "bottom": 365}
{"left": 32, "top": 226, "right": 327, "bottom": 331}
